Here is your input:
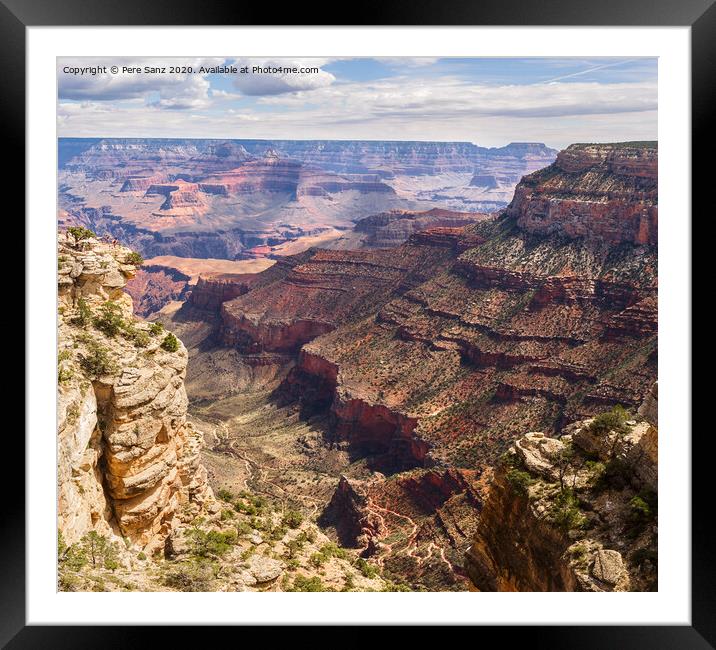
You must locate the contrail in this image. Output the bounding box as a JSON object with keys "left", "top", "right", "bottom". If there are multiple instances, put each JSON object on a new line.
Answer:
{"left": 539, "top": 58, "right": 639, "bottom": 84}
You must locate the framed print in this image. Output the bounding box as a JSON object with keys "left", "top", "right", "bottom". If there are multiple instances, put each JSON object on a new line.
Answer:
{"left": 8, "top": 0, "right": 708, "bottom": 642}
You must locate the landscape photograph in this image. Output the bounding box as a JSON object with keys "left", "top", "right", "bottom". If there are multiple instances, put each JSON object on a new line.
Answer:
{"left": 56, "top": 56, "right": 658, "bottom": 593}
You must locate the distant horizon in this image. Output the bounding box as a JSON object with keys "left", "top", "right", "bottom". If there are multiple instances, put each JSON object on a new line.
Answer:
{"left": 57, "top": 136, "right": 657, "bottom": 151}
{"left": 57, "top": 57, "right": 657, "bottom": 148}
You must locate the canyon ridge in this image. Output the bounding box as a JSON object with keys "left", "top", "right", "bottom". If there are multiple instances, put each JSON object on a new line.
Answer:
{"left": 57, "top": 139, "right": 658, "bottom": 592}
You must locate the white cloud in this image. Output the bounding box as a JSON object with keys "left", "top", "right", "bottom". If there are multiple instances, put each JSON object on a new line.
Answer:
{"left": 56, "top": 58, "right": 657, "bottom": 147}
{"left": 227, "top": 58, "right": 336, "bottom": 96}
{"left": 58, "top": 57, "right": 224, "bottom": 109}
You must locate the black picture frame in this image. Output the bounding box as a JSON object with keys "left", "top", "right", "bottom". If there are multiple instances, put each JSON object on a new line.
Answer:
{"left": 7, "top": 0, "right": 705, "bottom": 643}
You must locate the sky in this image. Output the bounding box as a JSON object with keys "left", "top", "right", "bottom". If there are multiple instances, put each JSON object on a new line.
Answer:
{"left": 57, "top": 57, "right": 657, "bottom": 149}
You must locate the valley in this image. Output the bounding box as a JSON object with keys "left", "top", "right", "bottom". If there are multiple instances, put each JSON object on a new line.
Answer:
{"left": 57, "top": 139, "right": 658, "bottom": 593}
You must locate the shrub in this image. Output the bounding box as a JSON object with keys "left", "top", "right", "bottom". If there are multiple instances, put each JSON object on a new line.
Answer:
{"left": 355, "top": 558, "right": 379, "bottom": 579}
{"left": 188, "top": 528, "right": 238, "bottom": 558}
{"left": 126, "top": 251, "right": 144, "bottom": 266}
{"left": 93, "top": 301, "right": 125, "bottom": 337}
{"left": 505, "top": 468, "right": 534, "bottom": 497}
{"left": 161, "top": 333, "right": 180, "bottom": 353}
{"left": 137, "top": 552, "right": 147, "bottom": 561}
{"left": 629, "top": 490, "right": 657, "bottom": 524}
{"left": 320, "top": 543, "right": 348, "bottom": 560}
{"left": 122, "top": 323, "right": 150, "bottom": 348}
{"left": 309, "top": 552, "right": 327, "bottom": 568}
{"left": 60, "top": 532, "right": 120, "bottom": 572}
{"left": 58, "top": 351, "right": 74, "bottom": 383}
{"left": 163, "top": 560, "right": 216, "bottom": 592}
{"left": 269, "top": 525, "right": 288, "bottom": 542}
{"left": 289, "top": 575, "right": 329, "bottom": 592}
{"left": 282, "top": 509, "right": 303, "bottom": 529}
{"left": 216, "top": 488, "right": 234, "bottom": 502}
{"left": 284, "top": 538, "right": 304, "bottom": 559}
{"left": 149, "top": 322, "right": 164, "bottom": 336}
{"left": 236, "top": 521, "right": 252, "bottom": 538}
{"left": 67, "top": 226, "right": 95, "bottom": 241}
{"left": 70, "top": 297, "right": 93, "bottom": 328}
{"left": 550, "top": 489, "right": 587, "bottom": 533}
{"left": 588, "top": 405, "right": 630, "bottom": 436}
{"left": 78, "top": 341, "right": 117, "bottom": 378}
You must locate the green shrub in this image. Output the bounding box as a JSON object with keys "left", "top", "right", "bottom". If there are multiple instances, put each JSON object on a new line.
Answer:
{"left": 505, "top": 468, "right": 535, "bottom": 497}
{"left": 309, "top": 552, "right": 327, "bottom": 568}
{"left": 629, "top": 490, "right": 657, "bottom": 524}
{"left": 137, "top": 552, "right": 147, "bottom": 561}
{"left": 188, "top": 528, "right": 238, "bottom": 558}
{"left": 216, "top": 488, "right": 234, "bottom": 502}
{"left": 588, "top": 405, "right": 630, "bottom": 436}
{"left": 161, "top": 333, "right": 180, "bottom": 353}
{"left": 234, "top": 500, "right": 257, "bottom": 516}
{"left": 67, "top": 226, "right": 95, "bottom": 241}
{"left": 550, "top": 489, "right": 587, "bottom": 533}
{"left": 93, "top": 301, "right": 125, "bottom": 337}
{"left": 288, "top": 575, "right": 330, "bottom": 592}
{"left": 163, "top": 560, "right": 216, "bottom": 592}
{"left": 78, "top": 341, "right": 117, "bottom": 377}
{"left": 126, "top": 251, "right": 144, "bottom": 266}
{"left": 70, "top": 297, "right": 93, "bottom": 328}
{"left": 59, "top": 532, "right": 120, "bottom": 572}
{"left": 320, "top": 543, "right": 348, "bottom": 560}
{"left": 355, "top": 558, "right": 379, "bottom": 579}
{"left": 269, "top": 525, "right": 288, "bottom": 542}
{"left": 122, "top": 323, "right": 150, "bottom": 348}
{"left": 284, "top": 538, "right": 304, "bottom": 559}
{"left": 282, "top": 509, "right": 303, "bottom": 529}
{"left": 236, "top": 521, "right": 252, "bottom": 537}
{"left": 149, "top": 322, "right": 164, "bottom": 336}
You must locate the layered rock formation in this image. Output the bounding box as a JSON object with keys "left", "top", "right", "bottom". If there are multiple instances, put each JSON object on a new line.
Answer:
{"left": 57, "top": 232, "right": 214, "bottom": 553}
{"left": 507, "top": 142, "right": 657, "bottom": 246}
{"left": 58, "top": 138, "right": 557, "bottom": 262}
{"left": 124, "top": 264, "right": 191, "bottom": 318}
{"left": 348, "top": 208, "right": 488, "bottom": 248}
{"left": 219, "top": 239, "right": 459, "bottom": 354}
{"left": 464, "top": 386, "right": 658, "bottom": 592}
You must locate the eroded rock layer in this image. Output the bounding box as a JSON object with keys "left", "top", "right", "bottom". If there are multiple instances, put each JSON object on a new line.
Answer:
{"left": 57, "top": 233, "right": 214, "bottom": 553}
{"left": 464, "top": 385, "right": 658, "bottom": 592}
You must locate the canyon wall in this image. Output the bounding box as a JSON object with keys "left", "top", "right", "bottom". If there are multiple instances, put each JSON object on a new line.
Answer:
{"left": 57, "top": 233, "right": 214, "bottom": 553}
{"left": 465, "top": 385, "right": 658, "bottom": 592}
{"left": 506, "top": 142, "right": 657, "bottom": 246}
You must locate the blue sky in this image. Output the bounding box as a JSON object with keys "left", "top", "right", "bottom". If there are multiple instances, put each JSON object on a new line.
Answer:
{"left": 57, "top": 57, "right": 657, "bottom": 148}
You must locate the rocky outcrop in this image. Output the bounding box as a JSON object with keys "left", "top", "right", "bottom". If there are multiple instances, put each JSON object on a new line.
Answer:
{"left": 219, "top": 239, "right": 458, "bottom": 357}
{"left": 465, "top": 391, "right": 658, "bottom": 592}
{"left": 187, "top": 274, "right": 254, "bottom": 312}
{"left": 124, "top": 265, "right": 191, "bottom": 318}
{"left": 352, "top": 208, "right": 487, "bottom": 248}
{"left": 506, "top": 142, "right": 657, "bottom": 246}
{"left": 57, "top": 232, "right": 214, "bottom": 553}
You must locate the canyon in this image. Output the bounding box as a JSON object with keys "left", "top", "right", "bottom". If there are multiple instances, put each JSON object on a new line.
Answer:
{"left": 58, "top": 140, "right": 658, "bottom": 592}
{"left": 58, "top": 138, "right": 556, "bottom": 271}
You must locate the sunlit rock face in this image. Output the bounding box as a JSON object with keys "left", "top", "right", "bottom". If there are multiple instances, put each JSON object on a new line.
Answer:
{"left": 57, "top": 233, "right": 214, "bottom": 553}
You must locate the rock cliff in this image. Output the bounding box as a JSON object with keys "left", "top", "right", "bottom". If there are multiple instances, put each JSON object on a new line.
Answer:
{"left": 506, "top": 142, "right": 657, "bottom": 246}
{"left": 57, "top": 231, "right": 214, "bottom": 554}
{"left": 464, "top": 387, "right": 658, "bottom": 591}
